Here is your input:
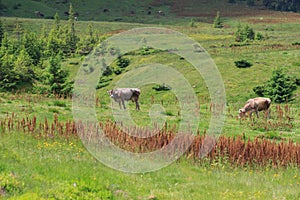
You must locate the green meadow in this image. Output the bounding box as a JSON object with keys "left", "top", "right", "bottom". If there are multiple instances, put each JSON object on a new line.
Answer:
{"left": 1, "top": 0, "right": 300, "bottom": 199}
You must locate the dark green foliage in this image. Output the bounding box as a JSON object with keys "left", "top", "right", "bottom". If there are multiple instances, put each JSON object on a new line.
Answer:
{"left": 102, "top": 66, "right": 113, "bottom": 76}
{"left": 53, "top": 100, "right": 67, "bottom": 107}
{"left": 113, "top": 67, "right": 122, "bottom": 75}
{"left": 213, "top": 11, "right": 223, "bottom": 28}
{"left": 133, "top": 47, "right": 162, "bottom": 55}
{"left": 253, "top": 68, "right": 297, "bottom": 103}
{"left": 255, "top": 32, "right": 265, "bottom": 41}
{"left": 292, "top": 42, "right": 300, "bottom": 46}
{"left": 0, "top": 20, "right": 4, "bottom": 46}
{"left": 234, "top": 59, "right": 252, "bottom": 68}
{"left": 295, "top": 78, "right": 300, "bottom": 86}
{"left": 77, "top": 23, "right": 97, "bottom": 55}
{"left": 189, "top": 18, "right": 196, "bottom": 28}
{"left": 96, "top": 77, "right": 112, "bottom": 89}
{"left": 253, "top": 85, "right": 265, "bottom": 96}
{"left": 21, "top": 32, "right": 42, "bottom": 66}
{"left": 246, "top": 0, "right": 255, "bottom": 6}
{"left": 116, "top": 57, "right": 130, "bottom": 68}
{"left": 152, "top": 83, "right": 172, "bottom": 91}
{"left": 263, "top": 0, "right": 300, "bottom": 12}
{"left": 64, "top": 4, "right": 79, "bottom": 54}
{"left": 235, "top": 24, "right": 255, "bottom": 42}
{"left": 45, "top": 55, "right": 72, "bottom": 96}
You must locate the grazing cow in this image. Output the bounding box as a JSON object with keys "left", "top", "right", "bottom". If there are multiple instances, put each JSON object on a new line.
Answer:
{"left": 239, "top": 97, "right": 271, "bottom": 119}
{"left": 108, "top": 88, "right": 141, "bottom": 110}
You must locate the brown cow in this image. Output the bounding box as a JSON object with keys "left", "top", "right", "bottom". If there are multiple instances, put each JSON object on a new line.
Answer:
{"left": 239, "top": 97, "right": 271, "bottom": 119}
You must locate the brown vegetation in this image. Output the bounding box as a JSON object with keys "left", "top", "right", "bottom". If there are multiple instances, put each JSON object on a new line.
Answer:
{"left": 1, "top": 113, "right": 299, "bottom": 168}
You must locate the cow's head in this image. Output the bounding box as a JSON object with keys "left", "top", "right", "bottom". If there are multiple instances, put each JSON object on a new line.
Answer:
{"left": 107, "top": 90, "right": 114, "bottom": 98}
{"left": 238, "top": 108, "right": 246, "bottom": 118}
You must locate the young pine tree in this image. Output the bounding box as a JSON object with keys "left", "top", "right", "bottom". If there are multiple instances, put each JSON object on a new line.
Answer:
{"left": 213, "top": 11, "right": 223, "bottom": 28}
{"left": 0, "top": 19, "right": 4, "bottom": 46}
{"left": 65, "top": 3, "right": 78, "bottom": 54}
{"left": 46, "top": 55, "right": 71, "bottom": 96}
{"left": 253, "top": 68, "right": 297, "bottom": 103}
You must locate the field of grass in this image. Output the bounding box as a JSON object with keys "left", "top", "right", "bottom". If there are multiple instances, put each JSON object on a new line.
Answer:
{"left": 1, "top": 1, "right": 300, "bottom": 199}
{"left": 1, "top": 131, "right": 300, "bottom": 199}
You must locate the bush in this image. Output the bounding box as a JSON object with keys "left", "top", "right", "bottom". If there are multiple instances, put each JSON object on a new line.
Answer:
{"left": 235, "top": 24, "right": 255, "bottom": 42}
{"left": 53, "top": 100, "right": 67, "bottom": 107}
{"left": 134, "top": 47, "right": 162, "bottom": 55}
{"left": 253, "top": 68, "right": 297, "bottom": 103}
{"left": 292, "top": 42, "right": 300, "bottom": 46}
{"left": 113, "top": 67, "right": 122, "bottom": 75}
{"left": 96, "top": 77, "right": 112, "bottom": 89}
{"left": 116, "top": 57, "right": 130, "bottom": 68}
{"left": 152, "top": 83, "right": 171, "bottom": 91}
{"left": 0, "top": 173, "right": 24, "bottom": 196}
{"left": 295, "top": 78, "right": 300, "bottom": 86}
{"left": 255, "top": 32, "right": 264, "bottom": 40}
{"left": 102, "top": 66, "right": 113, "bottom": 76}
{"left": 213, "top": 11, "right": 223, "bottom": 28}
{"left": 234, "top": 60, "right": 252, "bottom": 68}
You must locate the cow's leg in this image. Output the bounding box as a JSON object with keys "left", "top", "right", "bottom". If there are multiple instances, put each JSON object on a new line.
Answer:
{"left": 249, "top": 111, "right": 253, "bottom": 119}
{"left": 135, "top": 100, "right": 140, "bottom": 110}
{"left": 118, "top": 101, "right": 122, "bottom": 109}
{"left": 121, "top": 99, "right": 126, "bottom": 110}
{"left": 255, "top": 109, "right": 259, "bottom": 118}
{"left": 267, "top": 108, "right": 271, "bottom": 119}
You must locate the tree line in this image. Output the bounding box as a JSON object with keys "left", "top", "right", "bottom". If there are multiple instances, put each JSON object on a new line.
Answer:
{"left": 229, "top": 0, "right": 300, "bottom": 12}
{"left": 263, "top": 0, "right": 300, "bottom": 12}
{"left": 0, "top": 4, "right": 99, "bottom": 96}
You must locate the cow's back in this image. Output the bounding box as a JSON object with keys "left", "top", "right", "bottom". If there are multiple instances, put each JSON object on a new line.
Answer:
{"left": 254, "top": 97, "right": 271, "bottom": 111}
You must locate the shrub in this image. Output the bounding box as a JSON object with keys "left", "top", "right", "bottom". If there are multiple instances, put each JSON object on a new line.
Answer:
{"left": 255, "top": 32, "right": 264, "bottom": 40}
{"left": 113, "top": 67, "right": 122, "bottom": 75}
{"left": 213, "top": 11, "right": 223, "bottom": 28}
{"left": 48, "top": 108, "right": 59, "bottom": 113}
{"left": 134, "top": 47, "right": 162, "bottom": 55}
{"left": 102, "top": 66, "right": 113, "bottom": 76}
{"left": 295, "top": 78, "right": 300, "bottom": 86}
{"left": 152, "top": 83, "right": 171, "bottom": 91}
{"left": 189, "top": 18, "right": 196, "bottom": 27}
{"left": 0, "top": 173, "right": 24, "bottom": 196}
{"left": 96, "top": 77, "right": 112, "bottom": 89}
{"left": 253, "top": 68, "right": 297, "bottom": 103}
{"left": 116, "top": 57, "right": 130, "bottom": 68}
{"left": 234, "top": 59, "right": 252, "bottom": 68}
{"left": 292, "top": 42, "right": 300, "bottom": 46}
{"left": 53, "top": 100, "right": 66, "bottom": 107}
{"left": 235, "top": 24, "right": 255, "bottom": 42}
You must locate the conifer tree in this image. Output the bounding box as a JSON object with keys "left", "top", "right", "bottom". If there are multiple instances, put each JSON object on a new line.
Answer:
{"left": 65, "top": 3, "right": 78, "bottom": 54}
{"left": 213, "top": 11, "right": 223, "bottom": 28}
{"left": 0, "top": 19, "right": 4, "bottom": 46}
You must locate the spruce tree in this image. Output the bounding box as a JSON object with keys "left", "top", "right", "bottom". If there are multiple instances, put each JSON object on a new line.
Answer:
{"left": 65, "top": 3, "right": 78, "bottom": 54}
{"left": 213, "top": 11, "right": 223, "bottom": 28}
{"left": 0, "top": 19, "right": 4, "bottom": 46}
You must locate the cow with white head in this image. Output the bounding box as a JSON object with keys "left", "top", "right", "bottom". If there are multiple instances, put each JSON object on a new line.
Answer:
{"left": 108, "top": 88, "right": 141, "bottom": 110}
{"left": 239, "top": 97, "right": 271, "bottom": 119}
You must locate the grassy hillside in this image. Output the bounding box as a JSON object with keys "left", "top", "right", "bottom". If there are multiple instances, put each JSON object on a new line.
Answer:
{"left": 1, "top": 1, "right": 300, "bottom": 199}
{"left": 2, "top": 0, "right": 294, "bottom": 24}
